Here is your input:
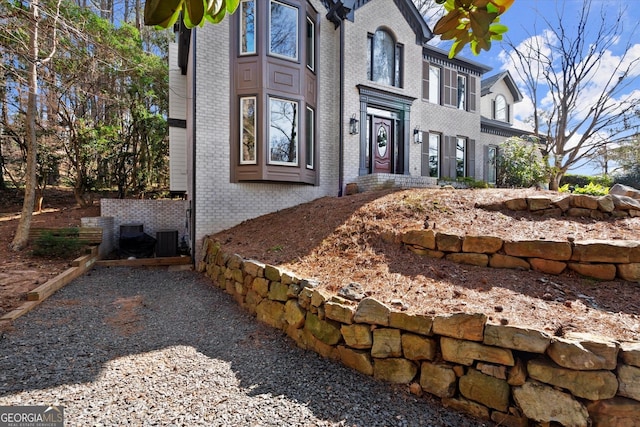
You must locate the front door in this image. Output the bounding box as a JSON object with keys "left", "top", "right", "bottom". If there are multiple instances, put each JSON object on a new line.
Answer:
{"left": 373, "top": 118, "right": 392, "bottom": 173}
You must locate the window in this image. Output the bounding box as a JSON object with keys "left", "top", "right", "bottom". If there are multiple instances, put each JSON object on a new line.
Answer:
{"left": 456, "top": 137, "right": 466, "bottom": 178}
{"left": 269, "top": 97, "right": 298, "bottom": 165}
{"left": 240, "top": 0, "right": 256, "bottom": 55}
{"left": 428, "top": 133, "right": 440, "bottom": 177}
{"left": 367, "top": 30, "right": 402, "bottom": 87}
{"left": 270, "top": 1, "right": 298, "bottom": 60}
{"left": 457, "top": 75, "right": 466, "bottom": 110}
{"left": 306, "top": 17, "right": 315, "bottom": 71}
{"left": 240, "top": 97, "right": 256, "bottom": 164}
{"left": 306, "top": 106, "right": 314, "bottom": 168}
{"left": 494, "top": 95, "right": 507, "bottom": 121}
{"left": 429, "top": 66, "right": 440, "bottom": 104}
{"left": 487, "top": 145, "right": 497, "bottom": 184}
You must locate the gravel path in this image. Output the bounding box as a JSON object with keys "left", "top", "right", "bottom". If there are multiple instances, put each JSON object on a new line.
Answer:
{"left": 0, "top": 266, "right": 492, "bottom": 426}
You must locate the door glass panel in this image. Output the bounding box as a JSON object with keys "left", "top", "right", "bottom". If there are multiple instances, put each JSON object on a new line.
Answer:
{"left": 377, "top": 125, "right": 388, "bottom": 157}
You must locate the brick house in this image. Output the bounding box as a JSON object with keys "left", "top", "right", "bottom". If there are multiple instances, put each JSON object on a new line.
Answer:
{"left": 168, "top": 0, "right": 527, "bottom": 257}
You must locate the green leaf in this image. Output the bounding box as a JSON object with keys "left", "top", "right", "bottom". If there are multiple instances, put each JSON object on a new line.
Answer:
{"left": 144, "top": 0, "right": 182, "bottom": 27}
{"left": 185, "top": 0, "right": 205, "bottom": 27}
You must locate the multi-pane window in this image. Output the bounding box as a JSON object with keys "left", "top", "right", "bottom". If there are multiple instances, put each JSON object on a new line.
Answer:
{"left": 367, "top": 30, "right": 402, "bottom": 87}
{"left": 240, "top": 97, "right": 256, "bottom": 164}
{"left": 429, "top": 66, "right": 440, "bottom": 104}
{"left": 428, "top": 133, "right": 440, "bottom": 177}
{"left": 457, "top": 75, "right": 466, "bottom": 110}
{"left": 494, "top": 95, "right": 507, "bottom": 121}
{"left": 456, "top": 137, "right": 466, "bottom": 178}
{"left": 270, "top": 0, "right": 298, "bottom": 60}
{"left": 306, "top": 17, "right": 315, "bottom": 71}
{"left": 269, "top": 98, "right": 298, "bottom": 165}
{"left": 306, "top": 107, "right": 314, "bottom": 169}
{"left": 240, "top": 0, "right": 256, "bottom": 55}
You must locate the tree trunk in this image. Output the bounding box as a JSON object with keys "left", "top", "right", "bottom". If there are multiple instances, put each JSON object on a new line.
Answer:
{"left": 549, "top": 172, "right": 563, "bottom": 191}
{"left": 10, "top": 0, "right": 40, "bottom": 251}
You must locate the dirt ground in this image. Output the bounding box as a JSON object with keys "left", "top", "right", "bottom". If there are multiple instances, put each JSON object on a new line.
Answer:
{"left": 2, "top": 186, "right": 639, "bottom": 343}
{"left": 0, "top": 187, "right": 99, "bottom": 318}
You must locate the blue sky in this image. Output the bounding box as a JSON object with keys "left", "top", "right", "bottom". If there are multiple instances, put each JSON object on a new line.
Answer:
{"left": 429, "top": 0, "right": 640, "bottom": 176}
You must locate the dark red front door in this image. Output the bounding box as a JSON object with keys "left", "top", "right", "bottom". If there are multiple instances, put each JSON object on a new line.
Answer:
{"left": 373, "top": 118, "right": 392, "bottom": 173}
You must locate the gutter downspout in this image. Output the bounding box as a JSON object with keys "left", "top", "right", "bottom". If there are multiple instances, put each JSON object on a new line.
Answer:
{"left": 338, "top": 21, "right": 344, "bottom": 197}
{"left": 190, "top": 29, "right": 197, "bottom": 264}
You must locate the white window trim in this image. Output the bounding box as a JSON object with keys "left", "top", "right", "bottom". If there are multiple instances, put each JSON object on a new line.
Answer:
{"left": 268, "top": 96, "right": 299, "bottom": 166}
{"left": 268, "top": 0, "right": 299, "bottom": 61}
{"left": 240, "top": 96, "right": 257, "bottom": 164}
{"left": 239, "top": 0, "right": 256, "bottom": 55}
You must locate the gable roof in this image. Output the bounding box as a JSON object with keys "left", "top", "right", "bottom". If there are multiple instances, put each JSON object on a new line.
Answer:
{"left": 481, "top": 71, "right": 523, "bottom": 102}
{"left": 323, "top": 0, "right": 433, "bottom": 45}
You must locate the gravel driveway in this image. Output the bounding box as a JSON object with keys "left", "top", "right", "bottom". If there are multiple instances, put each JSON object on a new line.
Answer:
{"left": 0, "top": 266, "right": 492, "bottom": 426}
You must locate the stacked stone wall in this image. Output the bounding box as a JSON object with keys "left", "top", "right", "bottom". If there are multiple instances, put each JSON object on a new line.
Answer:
{"left": 198, "top": 238, "right": 640, "bottom": 427}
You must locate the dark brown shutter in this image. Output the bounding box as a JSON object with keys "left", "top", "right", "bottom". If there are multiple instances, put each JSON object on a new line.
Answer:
{"left": 422, "top": 62, "right": 429, "bottom": 101}
{"left": 467, "top": 139, "right": 476, "bottom": 178}
{"left": 468, "top": 76, "right": 476, "bottom": 112}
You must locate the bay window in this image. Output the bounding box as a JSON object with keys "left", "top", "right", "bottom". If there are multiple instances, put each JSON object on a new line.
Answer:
{"left": 270, "top": 1, "right": 298, "bottom": 60}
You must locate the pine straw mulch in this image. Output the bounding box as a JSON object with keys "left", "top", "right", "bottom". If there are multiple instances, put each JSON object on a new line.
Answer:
{"left": 211, "top": 188, "right": 640, "bottom": 343}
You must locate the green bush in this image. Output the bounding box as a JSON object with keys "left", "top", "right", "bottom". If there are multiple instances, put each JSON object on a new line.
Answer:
{"left": 559, "top": 182, "right": 609, "bottom": 196}
{"left": 560, "top": 174, "right": 612, "bottom": 188}
{"left": 496, "top": 137, "right": 548, "bottom": 188}
{"left": 32, "top": 230, "right": 84, "bottom": 259}
{"left": 613, "top": 165, "right": 640, "bottom": 190}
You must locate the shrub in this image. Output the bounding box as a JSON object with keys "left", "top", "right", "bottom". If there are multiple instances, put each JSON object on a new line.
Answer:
{"left": 559, "top": 182, "right": 609, "bottom": 196}
{"left": 496, "top": 137, "right": 548, "bottom": 188}
{"left": 32, "top": 229, "right": 84, "bottom": 259}
{"left": 560, "top": 174, "right": 612, "bottom": 188}
{"left": 613, "top": 165, "right": 640, "bottom": 190}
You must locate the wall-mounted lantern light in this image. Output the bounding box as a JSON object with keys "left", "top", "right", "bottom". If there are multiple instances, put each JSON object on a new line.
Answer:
{"left": 349, "top": 114, "right": 359, "bottom": 135}
{"left": 413, "top": 127, "right": 423, "bottom": 144}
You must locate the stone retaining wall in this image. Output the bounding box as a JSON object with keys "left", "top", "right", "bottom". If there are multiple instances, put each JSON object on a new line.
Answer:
{"left": 198, "top": 237, "right": 640, "bottom": 427}
{"left": 401, "top": 230, "right": 640, "bottom": 282}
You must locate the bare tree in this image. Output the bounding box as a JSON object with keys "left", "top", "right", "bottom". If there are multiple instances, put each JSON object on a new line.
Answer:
{"left": 412, "top": 0, "right": 445, "bottom": 28}
{"left": 503, "top": 0, "right": 640, "bottom": 189}
{"left": 10, "top": 0, "right": 62, "bottom": 251}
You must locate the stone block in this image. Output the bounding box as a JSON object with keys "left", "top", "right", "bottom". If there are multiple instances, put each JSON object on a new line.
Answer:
{"left": 325, "top": 301, "right": 355, "bottom": 324}
{"left": 373, "top": 358, "right": 418, "bottom": 384}
{"left": 568, "top": 263, "right": 617, "bottom": 280}
{"left": 529, "top": 258, "right": 566, "bottom": 275}
{"left": 504, "top": 240, "right": 572, "bottom": 260}
{"left": 353, "top": 297, "right": 390, "bottom": 326}
{"left": 513, "top": 381, "right": 589, "bottom": 427}
{"left": 268, "top": 281, "right": 289, "bottom": 302}
{"left": 436, "top": 232, "right": 463, "bottom": 252}
{"left": 341, "top": 324, "right": 372, "bottom": 349}
{"left": 489, "top": 254, "right": 530, "bottom": 270}
{"left": 587, "top": 397, "right": 640, "bottom": 427}
{"left": 264, "top": 264, "right": 282, "bottom": 281}
{"left": 420, "top": 362, "right": 457, "bottom": 398}
{"left": 338, "top": 346, "right": 373, "bottom": 376}
{"left": 571, "top": 194, "right": 599, "bottom": 209}
{"left": 552, "top": 196, "right": 571, "bottom": 211}
{"left": 618, "top": 364, "right": 640, "bottom": 401}
{"left": 484, "top": 324, "right": 551, "bottom": 353}
{"left": 528, "top": 358, "right": 618, "bottom": 400}
{"left": 462, "top": 235, "right": 504, "bottom": 253}
{"left": 432, "top": 312, "right": 486, "bottom": 341}
{"left": 409, "top": 247, "right": 445, "bottom": 258}
{"left": 567, "top": 207, "right": 593, "bottom": 217}
{"left": 618, "top": 263, "right": 640, "bottom": 281}
{"left": 547, "top": 332, "right": 619, "bottom": 370}
{"left": 477, "top": 362, "right": 507, "bottom": 379}
{"left": 572, "top": 240, "right": 639, "bottom": 263}
{"left": 304, "top": 312, "right": 342, "bottom": 345}
{"left": 302, "top": 328, "right": 338, "bottom": 360}
{"left": 527, "top": 196, "right": 552, "bottom": 211}
{"left": 243, "top": 259, "right": 265, "bottom": 277}
{"left": 371, "top": 328, "right": 402, "bottom": 358}
{"left": 508, "top": 358, "right": 527, "bottom": 386}
{"left": 256, "top": 299, "right": 286, "bottom": 330}
{"left": 401, "top": 333, "right": 437, "bottom": 361}
{"left": 252, "top": 277, "right": 269, "bottom": 297}
{"left": 284, "top": 299, "right": 306, "bottom": 329}
{"left": 621, "top": 342, "right": 640, "bottom": 367}
{"left": 505, "top": 198, "right": 528, "bottom": 210}
{"left": 311, "top": 288, "right": 331, "bottom": 307}
{"left": 389, "top": 312, "right": 433, "bottom": 335}
{"left": 445, "top": 252, "right": 489, "bottom": 267}
{"left": 402, "top": 229, "right": 436, "bottom": 249}
{"left": 459, "top": 369, "right": 510, "bottom": 412}
{"left": 441, "top": 337, "right": 514, "bottom": 366}
{"left": 597, "top": 195, "right": 615, "bottom": 213}
{"left": 490, "top": 411, "right": 529, "bottom": 427}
